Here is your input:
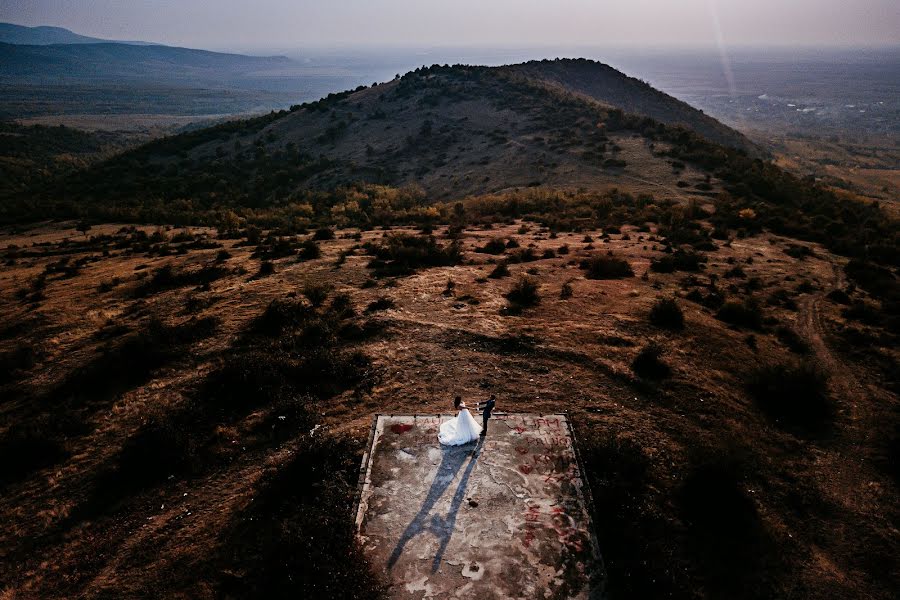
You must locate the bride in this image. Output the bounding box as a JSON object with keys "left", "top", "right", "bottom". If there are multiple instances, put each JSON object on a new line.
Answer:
{"left": 438, "top": 396, "right": 482, "bottom": 445}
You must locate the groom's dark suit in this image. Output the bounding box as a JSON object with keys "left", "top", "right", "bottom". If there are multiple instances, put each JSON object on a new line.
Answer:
{"left": 480, "top": 397, "right": 496, "bottom": 436}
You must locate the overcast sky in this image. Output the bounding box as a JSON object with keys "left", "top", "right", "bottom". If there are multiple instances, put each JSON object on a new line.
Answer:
{"left": 3, "top": 0, "right": 898, "bottom": 50}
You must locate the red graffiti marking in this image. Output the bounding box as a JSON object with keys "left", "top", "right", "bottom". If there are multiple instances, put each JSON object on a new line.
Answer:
{"left": 390, "top": 423, "right": 414, "bottom": 434}
{"left": 516, "top": 446, "right": 529, "bottom": 455}
{"left": 514, "top": 426, "right": 527, "bottom": 434}
{"left": 519, "top": 464, "right": 533, "bottom": 475}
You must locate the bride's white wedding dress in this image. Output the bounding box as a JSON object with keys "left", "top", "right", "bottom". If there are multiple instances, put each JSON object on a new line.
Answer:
{"left": 438, "top": 406, "right": 482, "bottom": 445}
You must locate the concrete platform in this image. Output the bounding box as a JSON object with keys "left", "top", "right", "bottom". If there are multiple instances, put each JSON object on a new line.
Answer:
{"left": 355, "top": 413, "right": 605, "bottom": 599}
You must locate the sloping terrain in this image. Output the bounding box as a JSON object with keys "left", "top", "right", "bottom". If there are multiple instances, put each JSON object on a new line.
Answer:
{"left": 0, "top": 58, "right": 897, "bottom": 600}
{"left": 505, "top": 59, "right": 757, "bottom": 153}
{"left": 0, "top": 217, "right": 896, "bottom": 599}
{"left": 45, "top": 61, "right": 723, "bottom": 207}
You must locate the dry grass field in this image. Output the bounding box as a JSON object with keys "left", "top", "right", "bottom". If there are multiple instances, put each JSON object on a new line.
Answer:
{"left": 1, "top": 214, "right": 897, "bottom": 599}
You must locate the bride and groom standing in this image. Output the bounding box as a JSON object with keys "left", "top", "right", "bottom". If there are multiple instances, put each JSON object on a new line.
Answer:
{"left": 438, "top": 394, "right": 496, "bottom": 446}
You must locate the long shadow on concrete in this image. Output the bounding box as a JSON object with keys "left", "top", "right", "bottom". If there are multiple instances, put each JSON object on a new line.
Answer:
{"left": 387, "top": 436, "right": 484, "bottom": 571}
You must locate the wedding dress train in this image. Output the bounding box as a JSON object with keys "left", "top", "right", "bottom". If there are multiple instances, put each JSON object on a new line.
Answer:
{"left": 438, "top": 408, "right": 482, "bottom": 445}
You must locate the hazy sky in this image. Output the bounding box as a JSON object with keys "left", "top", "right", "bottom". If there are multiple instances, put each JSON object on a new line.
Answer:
{"left": 3, "top": 0, "right": 898, "bottom": 50}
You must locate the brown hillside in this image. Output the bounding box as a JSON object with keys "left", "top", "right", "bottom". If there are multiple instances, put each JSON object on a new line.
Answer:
{"left": 505, "top": 59, "right": 759, "bottom": 154}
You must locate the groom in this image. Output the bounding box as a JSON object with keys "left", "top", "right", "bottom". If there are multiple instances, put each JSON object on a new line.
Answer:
{"left": 480, "top": 394, "right": 496, "bottom": 437}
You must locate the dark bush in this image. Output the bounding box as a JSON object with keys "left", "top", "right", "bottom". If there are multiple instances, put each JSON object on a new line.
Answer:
{"left": 784, "top": 244, "right": 814, "bottom": 259}
{"left": 724, "top": 266, "right": 746, "bottom": 279}
{"left": 257, "top": 260, "right": 275, "bottom": 277}
{"left": 364, "top": 234, "right": 461, "bottom": 277}
{"left": 632, "top": 344, "right": 671, "bottom": 379}
{"left": 650, "top": 250, "right": 706, "bottom": 273}
{"left": 649, "top": 298, "right": 685, "bottom": 330}
{"left": 746, "top": 362, "right": 832, "bottom": 433}
{"left": 475, "top": 238, "right": 507, "bottom": 254}
{"left": 488, "top": 262, "right": 511, "bottom": 279}
{"left": 580, "top": 254, "right": 634, "bottom": 279}
{"left": 505, "top": 276, "right": 540, "bottom": 310}
{"left": 251, "top": 299, "right": 317, "bottom": 337}
{"left": 135, "top": 264, "right": 229, "bottom": 297}
{"left": 313, "top": 227, "right": 336, "bottom": 241}
{"left": 302, "top": 282, "right": 331, "bottom": 307}
{"left": 507, "top": 248, "right": 538, "bottom": 263}
{"left": 299, "top": 239, "right": 321, "bottom": 260}
{"left": 716, "top": 299, "right": 764, "bottom": 330}
{"left": 826, "top": 289, "right": 851, "bottom": 305}
{"left": 366, "top": 297, "right": 395, "bottom": 313}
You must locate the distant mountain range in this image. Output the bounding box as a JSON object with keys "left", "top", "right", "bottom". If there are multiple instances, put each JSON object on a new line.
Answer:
{"left": 0, "top": 22, "right": 154, "bottom": 46}
{"left": 0, "top": 41, "right": 294, "bottom": 85}
{"left": 0, "top": 22, "right": 295, "bottom": 89}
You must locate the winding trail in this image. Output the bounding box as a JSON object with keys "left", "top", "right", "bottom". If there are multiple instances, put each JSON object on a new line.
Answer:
{"left": 797, "top": 264, "right": 858, "bottom": 404}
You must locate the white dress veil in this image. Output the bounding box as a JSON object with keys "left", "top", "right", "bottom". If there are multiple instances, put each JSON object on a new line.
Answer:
{"left": 438, "top": 404, "right": 482, "bottom": 445}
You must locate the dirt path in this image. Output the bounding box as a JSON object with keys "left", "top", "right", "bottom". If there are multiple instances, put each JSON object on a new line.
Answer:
{"left": 796, "top": 261, "right": 865, "bottom": 415}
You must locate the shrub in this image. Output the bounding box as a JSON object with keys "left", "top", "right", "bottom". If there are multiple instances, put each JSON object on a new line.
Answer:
{"left": 302, "top": 282, "right": 331, "bottom": 307}
{"left": 716, "top": 299, "right": 763, "bottom": 330}
{"left": 488, "top": 262, "right": 510, "bottom": 279}
{"left": 313, "top": 227, "right": 336, "bottom": 241}
{"left": 475, "top": 238, "right": 507, "bottom": 254}
{"left": 257, "top": 260, "right": 275, "bottom": 277}
{"left": 366, "top": 297, "right": 395, "bottom": 313}
{"left": 98, "top": 277, "right": 121, "bottom": 293}
{"left": 649, "top": 298, "right": 684, "bottom": 330}
{"left": 298, "top": 239, "right": 321, "bottom": 260}
{"left": 505, "top": 276, "right": 540, "bottom": 309}
{"left": 632, "top": 344, "right": 670, "bottom": 379}
{"left": 784, "top": 244, "right": 814, "bottom": 259}
{"left": 826, "top": 289, "right": 851, "bottom": 305}
{"left": 507, "top": 248, "right": 538, "bottom": 263}
{"left": 560, "top": 281, "right": 573, "bottom": 299}
{"left": 251, "top": 299, "right": 317, "bottom": 337}
{"left": 746, "top": 362, "right": 832, "bottom": 433}
{"left": 364, "top": 234, "right": 461, "bottom": 277}
{"left": 650, "top": 250, "right": 706, "bottom": 273}
{"left": 724, "top": 266, "right": 746, "bottom": 279}
{"left": 135, "top": 264, "right": 229, "bottom": 297}
{"left": 580, "top": 254, "right": 634, "bottom": 279}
